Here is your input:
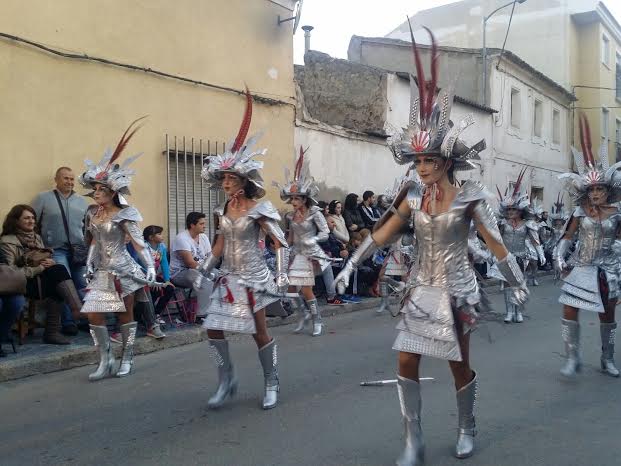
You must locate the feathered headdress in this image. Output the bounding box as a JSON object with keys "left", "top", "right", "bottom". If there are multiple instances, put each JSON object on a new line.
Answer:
{"left": 79, "top": 116, "right": 146, "bottom": 204}
{"left": 549, "top": 193, "right": 569, "bottom": 222}
{"left": 559, "top": 114, "right": 621, "bottom": 204}
{"left": 273, "top": 146, "right": 319, "bottom": 204}
{"left": 498, "top": 168, "right": 531, "bottom": 215}
{"left": 201, "top": 87, "right": 267, "bottom": 199}
{"left": 386, "top": 20, "right": 486, "bottom": 170}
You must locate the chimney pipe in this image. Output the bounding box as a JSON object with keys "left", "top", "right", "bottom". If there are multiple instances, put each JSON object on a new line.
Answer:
{"left": 301, "top": 25, "right": 314, "bottom": 53}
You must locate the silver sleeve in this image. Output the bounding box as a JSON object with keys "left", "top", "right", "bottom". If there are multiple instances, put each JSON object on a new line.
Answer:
{"left": 472, "top": 200, "right": 502, "bottom": 244}
{"left": 496, "top": 253, "right": 526, "bottom": 288}
{"left": 275, "top": 246, "right": 289, "bottom": 276}
{"left": 262, "top": 218, "right": 289, "bottom": 249}
{"left": 312, "top": 211, "right": 330, "bottom": 243}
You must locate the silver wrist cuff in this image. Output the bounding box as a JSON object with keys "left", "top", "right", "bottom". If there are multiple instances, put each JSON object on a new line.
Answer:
{"left": 497, "top": 253, "right": 525, "bottom": 288}
{"left": 554, "top": 239, "right": 571, "bottom": 263}
{"left": 199, "top": 254, "right": 218, "bottom": 275}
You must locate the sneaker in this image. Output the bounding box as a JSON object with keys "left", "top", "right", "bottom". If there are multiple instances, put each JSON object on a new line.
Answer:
{"left": 110, "top": 332, "right": 122, "bottom": 344}
{"left": 326, "top": 297, "right": 346, "bottom": 306}
{"left": 341, "top": 294, "right": 362, "bottom": 303}
{"left": 155, "top": 316, "right": 166, "bottom": 325}
{"left": 147, "top": 325, "right": 166, "bottom": 339}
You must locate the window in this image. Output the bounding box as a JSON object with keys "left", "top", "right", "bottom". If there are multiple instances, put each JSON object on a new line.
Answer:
{"left": 615, "top": 118, "right": 621, "bottom": 162}
{"left": 165, "top": 135, "right": 225, "bottom": 242}
{"left": 533, "top": 99, "right": 543, "bottom": 138}
{"left": 510, "top": 88, "right": 521, "bottom": 128}
{"left": 602, "top": 34, "right": 610, "bottom": 66}
{"left": 602, "top": 107, "right": 610, "bottom": 146}
{"left": 552, "top": 109, "right": 561, "bottom": 145}
{"left": 531, "top": 187, "right": 543, "bottom": 203}
{"left": 616, "top": 53, "right": 621, "bottom": 101}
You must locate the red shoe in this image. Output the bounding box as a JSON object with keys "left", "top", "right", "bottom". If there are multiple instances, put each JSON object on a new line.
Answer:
{"left": 326, "top": 297, "right": 345, "bottom": 306}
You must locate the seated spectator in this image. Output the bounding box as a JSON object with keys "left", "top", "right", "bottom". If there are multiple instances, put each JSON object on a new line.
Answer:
{"left": 328, "top": 200, "right": 349, "bottom": 244}
{"left": 358, "top": 190, "right": 381, "bottom": 229}
{"left": 0, "top": 294, "right": 25, "bottom": 356}
{"left": 376, "top": 194, "right": 390, "bottom": 217}
{"left": 317, "top": 200, "right": 330, "bottom": 217}
{"left": 343, "top": 193, "right": 364, "bottom": 233}
{"left": 143, "top": 225, "right": 175, "bottom": 322}
{"left": 347, "top": 231, "right": 381, "bottom": 297}
{"left": 169, "top": 212, "right": 213, "bottom": 319}
{"left": 0, "top": 205, "right": 82, "bottom": 345}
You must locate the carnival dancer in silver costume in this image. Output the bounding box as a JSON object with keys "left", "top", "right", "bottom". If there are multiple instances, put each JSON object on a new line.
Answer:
{"left": 200, "top": 89, "right": 289, "bottom": 409}
{"left": 555, "top": 114, "right": 621, "bottom": 378}
{"left": 274, "top": 147, "right": 334, "bottom": 336}
{"left": 546, "top": 194, "right": 569, "bottom": 278}
{"left": 490, "top": 171, "right": 544, "bottom": 323}
{"left": 335, "top": 26, "right": 529, "bottom": 465}
{"left": 528, "top": 199, "right": 548, "bottom": 285}
{"left": 80, "top": 118, "right": 161, "bottom": 381}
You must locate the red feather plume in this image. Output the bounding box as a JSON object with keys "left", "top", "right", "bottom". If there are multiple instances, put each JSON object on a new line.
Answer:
{"left": 423, "top": 27, "right": 438, "bottom": 120}
{"left": 407, "top": 16, "right": 426, "bottom": 125}
{"left": 496, "top": 186, "right": 503, "bottom": 200}
{"left": 109, "top": 116, "right": 147, "bottom": 167}
{"left": 578, "top": 113, "right": 595, "bottom": 168}
{"left": 231, "top": 86, "right": 253, "bottom": 153}
{"left": 294, "top": 146, "right": 306, "bottom": 181}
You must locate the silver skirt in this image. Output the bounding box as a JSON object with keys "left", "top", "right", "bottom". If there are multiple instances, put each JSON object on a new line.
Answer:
{"left": 558, "top": 265, "right": 616, "bottom": 313}
{"left": 288, "top": 253, "right": 316, "bottom": 287}
{"left": 203, "top": 273, "right": 279, "bottom": 334}
{"left": 80, "top": 271, "right": 136, "bottom": 313}
{"left": 384, "top": 252, "right": 407, "bottom": 276}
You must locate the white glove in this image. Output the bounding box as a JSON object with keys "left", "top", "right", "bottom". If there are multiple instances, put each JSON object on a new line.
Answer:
{"left": 146, "top": 266, "right": 157, "bottom": 283}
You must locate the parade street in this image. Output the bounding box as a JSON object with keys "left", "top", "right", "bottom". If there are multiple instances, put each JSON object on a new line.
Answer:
{"left": 1, "top": 277, "right": 619, "bottom": 466}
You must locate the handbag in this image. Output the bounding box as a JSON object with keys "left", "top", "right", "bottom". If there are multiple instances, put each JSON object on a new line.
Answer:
{"left": 23, "top": 248, "right": 53, "bottom": 267}
{"left": 54, "top": 190, "right": 88, "bottom": 266}
{"left": 0, "top": 264, "right": 27, "bottom": 294}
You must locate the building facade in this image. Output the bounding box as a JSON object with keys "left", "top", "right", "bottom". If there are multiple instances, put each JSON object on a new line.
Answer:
{"left": 387, "top": 0, "right": 621, "bottom": 165}
{"left": 0, "top": 0, "right": 297, "bottom": 240}
{"left": 348, "top": 36, "right": 575, "bottom": 208}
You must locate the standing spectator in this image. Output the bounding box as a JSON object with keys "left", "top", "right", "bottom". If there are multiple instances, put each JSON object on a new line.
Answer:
{"left": 32, "top": 166, "right": 89, "bottom": 336}
{"left": 358, "top": 190, "right": 381, "bottom": 229}
{"left": 0, "top": 205, "right": 83, "bottom": 345}
{"left": 343, "top": 193, "right": 364, "bottom": 233}
{"left": 143, "top": 225, "right": 175, "bottom": 321}
{"left": 328, "top": 200, "right": 349, "bottom": 244}
{"left": 169, "top": 212, "right": 213, "bottom": 320}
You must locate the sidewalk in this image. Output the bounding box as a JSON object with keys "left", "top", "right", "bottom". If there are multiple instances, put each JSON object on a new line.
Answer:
{"left": 0, "top": 298, "right": 381, "bottom": 383}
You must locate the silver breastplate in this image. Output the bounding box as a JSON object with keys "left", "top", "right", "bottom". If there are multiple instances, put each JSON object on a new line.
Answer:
{"left": 91, "top": 220, "right": 131, "bottom": 269}
{"left": 575, "top": 215, "right": 620, "bottom": 265}
{"left": 412, "top": 207, "right": 472, "bottom": 288}
{"left": 220, "top": 214, "right": 271, "bottom": 283}
{"left": 291, "top": 216, "right": 317, "bottom": 248}
{"left": 502, "top": 223, "right": 529, "bottom": 255}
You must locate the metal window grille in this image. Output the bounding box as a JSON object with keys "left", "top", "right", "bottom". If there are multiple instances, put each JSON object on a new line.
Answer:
{"left": 165, "top": 135, "right": 225, "bottom": 243}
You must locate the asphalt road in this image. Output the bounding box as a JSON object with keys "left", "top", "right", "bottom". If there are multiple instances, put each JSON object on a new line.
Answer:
{"left": 1, "top": 277, "right": 619, "bottom": 466}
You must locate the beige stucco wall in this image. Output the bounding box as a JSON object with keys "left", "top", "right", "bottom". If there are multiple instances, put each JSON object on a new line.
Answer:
{"left": 0, "top": 0, "right": 295, "bottom": 238}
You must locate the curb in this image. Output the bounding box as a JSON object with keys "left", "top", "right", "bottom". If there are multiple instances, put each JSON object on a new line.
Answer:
{"left": 0, "top": 298, "right": 380, "bottom": 383}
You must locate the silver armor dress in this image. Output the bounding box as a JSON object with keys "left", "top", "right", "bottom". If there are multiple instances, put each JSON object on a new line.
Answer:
{"left": 384, "top": 236, "right": 412, "bottom": 277}
{"left": 392, "top": 181, "right": 501, "bottom": 361}
{"left": 81, "top": 206, "right": 147, "bottom": 313}
{"left": 286, "top": 206, "right": 331, "bottom": 287}
{"left": 203, "top": 201, "right": 287, "bottom": 334}
{"left": 558, "top": 207, "right": 621, "bottom": 312}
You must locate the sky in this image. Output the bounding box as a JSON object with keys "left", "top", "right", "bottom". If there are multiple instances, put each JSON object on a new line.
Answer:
{"left": 293, "top": 0, "right": 621, "bottom": 64}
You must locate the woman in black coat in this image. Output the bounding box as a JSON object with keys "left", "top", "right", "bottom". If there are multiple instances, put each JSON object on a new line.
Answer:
{"left": 343, "top": 193, "right": 364, "bottom": 233}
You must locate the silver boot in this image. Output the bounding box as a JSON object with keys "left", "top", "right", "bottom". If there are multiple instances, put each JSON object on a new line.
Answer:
{"left": 600, "top": 322, "right": 620, "bottom": 377}
{"left": 293, "top": 297, "right": 311, "bottom": 334}
{"left": 514, "top": 304, "right": 524, "bottom": 323}
{"left": 116, "top": 322, "right": 137, "bottom": 377}
{"left": 377, "top": 281, "right": 389, "bottom": 313}
{"left": 396, "top": 375, "right": 425, "bottom": 466}
{"left": 503, "top": 289, "right": 513, "bottom": 323}
{"left": 560, "top": 319, "right": 581, "bottom": 377}
{"left": 207, "top": 338, "right": 238, "bottom": 408}
{"left": 88, "top": 325, "right": 115, "bottom": 381}
{"left": 455, "top": 372, "right": 477, "bottom": 459}
{"left": 307, "top": 299, "right": 323, "bottom": 337}
{"left": 258, "top": 339, "right": 279, "bottom": 409}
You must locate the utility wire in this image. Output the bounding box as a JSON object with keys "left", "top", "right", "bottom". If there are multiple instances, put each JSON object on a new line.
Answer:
{"left": 0, "top": 31, "right": 295, "bottom": 108}
{"left": 495, "top": 0, "right": 518, "bottom": 70}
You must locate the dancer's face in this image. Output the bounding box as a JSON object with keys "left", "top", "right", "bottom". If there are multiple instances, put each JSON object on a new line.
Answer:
{"left": 506, "top": 208, "right": 520, "bottom": 220}
{"left": 552, "top": 219, "right": 564, "bottom": 229}
{"left": 222, "top": 173, "right": 244, "bottom": 197}
{"left": 413, "top": 155, "right": 448, "bottom": 186}
{"left": 290, "top": 195, "right": 306, "bottom": 209}
{"left": 92, "top": 183, "right": 115, "bottom": 206}
{"left": 587, "top": 185, "right": 608, "bottom": 206}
